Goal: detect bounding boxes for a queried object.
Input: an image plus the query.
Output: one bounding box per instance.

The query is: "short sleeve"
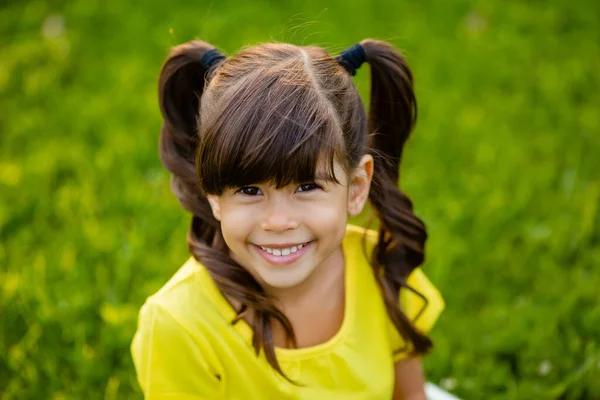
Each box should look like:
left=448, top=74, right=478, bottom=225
left=388, top=268, right=445, bottom=362
left=131, top=300, right=222, bottom=399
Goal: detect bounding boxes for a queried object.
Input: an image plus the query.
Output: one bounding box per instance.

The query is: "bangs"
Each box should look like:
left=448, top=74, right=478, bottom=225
left=197, top=68, right=346, bottom=195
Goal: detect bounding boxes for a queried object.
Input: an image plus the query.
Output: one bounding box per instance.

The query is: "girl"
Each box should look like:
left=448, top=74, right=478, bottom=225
left=131, top=38, right=445, bottom=400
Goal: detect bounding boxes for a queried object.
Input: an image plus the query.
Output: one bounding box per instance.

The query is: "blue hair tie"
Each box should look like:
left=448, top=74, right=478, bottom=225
left=335, top=43, right=365, bottom=76
left=201, top=48, right=226, bottom=70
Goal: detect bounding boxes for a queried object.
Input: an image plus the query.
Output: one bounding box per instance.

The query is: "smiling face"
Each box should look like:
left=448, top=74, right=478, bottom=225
left=207, top=156, right=373, bottom=291
left=196, top=44, right=372, bottom=291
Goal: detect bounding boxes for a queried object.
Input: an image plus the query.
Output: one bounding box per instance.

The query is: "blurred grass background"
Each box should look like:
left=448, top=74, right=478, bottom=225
left=1, top=0, right=599, bottom=398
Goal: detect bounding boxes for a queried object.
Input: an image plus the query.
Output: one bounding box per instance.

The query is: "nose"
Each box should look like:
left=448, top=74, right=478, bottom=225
left=260, top=197, right=299, bottom=232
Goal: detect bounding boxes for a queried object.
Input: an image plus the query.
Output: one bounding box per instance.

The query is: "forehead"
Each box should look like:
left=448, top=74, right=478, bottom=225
left=314, top=159, right=348, bottom=182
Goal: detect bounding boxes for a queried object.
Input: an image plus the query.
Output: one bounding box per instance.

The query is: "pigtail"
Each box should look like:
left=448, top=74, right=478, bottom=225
left=360, top=39, right=433, bottom=355
left=158, top=40, right=296, bottom=380
left=159, top=40, right=220, bottom=237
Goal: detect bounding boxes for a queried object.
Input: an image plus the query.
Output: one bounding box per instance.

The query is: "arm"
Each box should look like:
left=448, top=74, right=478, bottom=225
left=392, top=356, right=427, bottom=400
left=390, top=269, right=445, bottom=400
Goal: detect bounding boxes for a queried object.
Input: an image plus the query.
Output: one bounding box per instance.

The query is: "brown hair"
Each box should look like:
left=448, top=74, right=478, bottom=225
left=158, top=39, right=432, bottom=378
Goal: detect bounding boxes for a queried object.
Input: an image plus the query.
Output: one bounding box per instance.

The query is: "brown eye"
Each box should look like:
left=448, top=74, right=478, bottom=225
left=236, top=186, right=261, bottom=196
left=297, top=183, right=320, bottom=192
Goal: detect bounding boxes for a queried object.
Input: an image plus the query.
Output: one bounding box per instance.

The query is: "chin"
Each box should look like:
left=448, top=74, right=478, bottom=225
left=260, top=266, right=315, bottom=289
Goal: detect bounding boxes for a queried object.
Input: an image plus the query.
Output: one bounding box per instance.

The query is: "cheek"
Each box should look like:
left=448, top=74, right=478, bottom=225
left=303, top=194, right=348, bottom=226
left=219, top=205, right=255, bottom=242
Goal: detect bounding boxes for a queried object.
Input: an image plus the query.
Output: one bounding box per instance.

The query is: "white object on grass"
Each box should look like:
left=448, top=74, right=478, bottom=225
left=425, top=382, right=461, bottom=400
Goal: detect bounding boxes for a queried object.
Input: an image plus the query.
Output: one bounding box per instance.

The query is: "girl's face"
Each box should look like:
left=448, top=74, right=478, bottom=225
left=207, top=155, right=373, bottom=291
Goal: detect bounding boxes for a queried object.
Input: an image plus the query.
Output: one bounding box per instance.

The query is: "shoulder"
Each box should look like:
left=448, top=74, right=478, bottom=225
left=389, top=268, right=445, bottom=362
left=138, top=257, right=224, bottom=334
left=403, top=268, right=445, bottom=333
left=345, top=225, right=445, bottom=353
left=345, top=224, right=445, bottom=324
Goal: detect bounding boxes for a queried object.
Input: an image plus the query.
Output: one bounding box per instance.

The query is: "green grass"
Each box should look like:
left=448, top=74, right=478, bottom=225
left=1, top=0, right=599, bottom=398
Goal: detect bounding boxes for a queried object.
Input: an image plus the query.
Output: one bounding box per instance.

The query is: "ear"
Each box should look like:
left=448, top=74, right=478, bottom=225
left=206, top=195, right=222, bottom=221
left=347, top=154, right=374, bottom=217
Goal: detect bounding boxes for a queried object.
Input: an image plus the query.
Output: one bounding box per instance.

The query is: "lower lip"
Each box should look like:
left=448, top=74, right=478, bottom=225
left=253, top=241, right=313, bottom=266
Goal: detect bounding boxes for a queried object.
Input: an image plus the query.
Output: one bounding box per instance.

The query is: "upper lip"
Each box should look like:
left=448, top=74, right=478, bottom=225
left=254, top=241, right=311, bottom=249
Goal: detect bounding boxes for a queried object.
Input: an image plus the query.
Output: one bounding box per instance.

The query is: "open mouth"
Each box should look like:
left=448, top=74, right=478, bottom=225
left=256, top=241, right=312, bottom=256
left=253, top=241, right=314, bottom=265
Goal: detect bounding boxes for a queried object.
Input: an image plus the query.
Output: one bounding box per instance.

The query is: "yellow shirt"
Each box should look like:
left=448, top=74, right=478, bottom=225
left=131, top=224, right=444, bottom=399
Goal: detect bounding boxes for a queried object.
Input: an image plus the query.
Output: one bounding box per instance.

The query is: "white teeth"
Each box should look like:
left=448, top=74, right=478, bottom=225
left=259, top=242, right=309, bottom=256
